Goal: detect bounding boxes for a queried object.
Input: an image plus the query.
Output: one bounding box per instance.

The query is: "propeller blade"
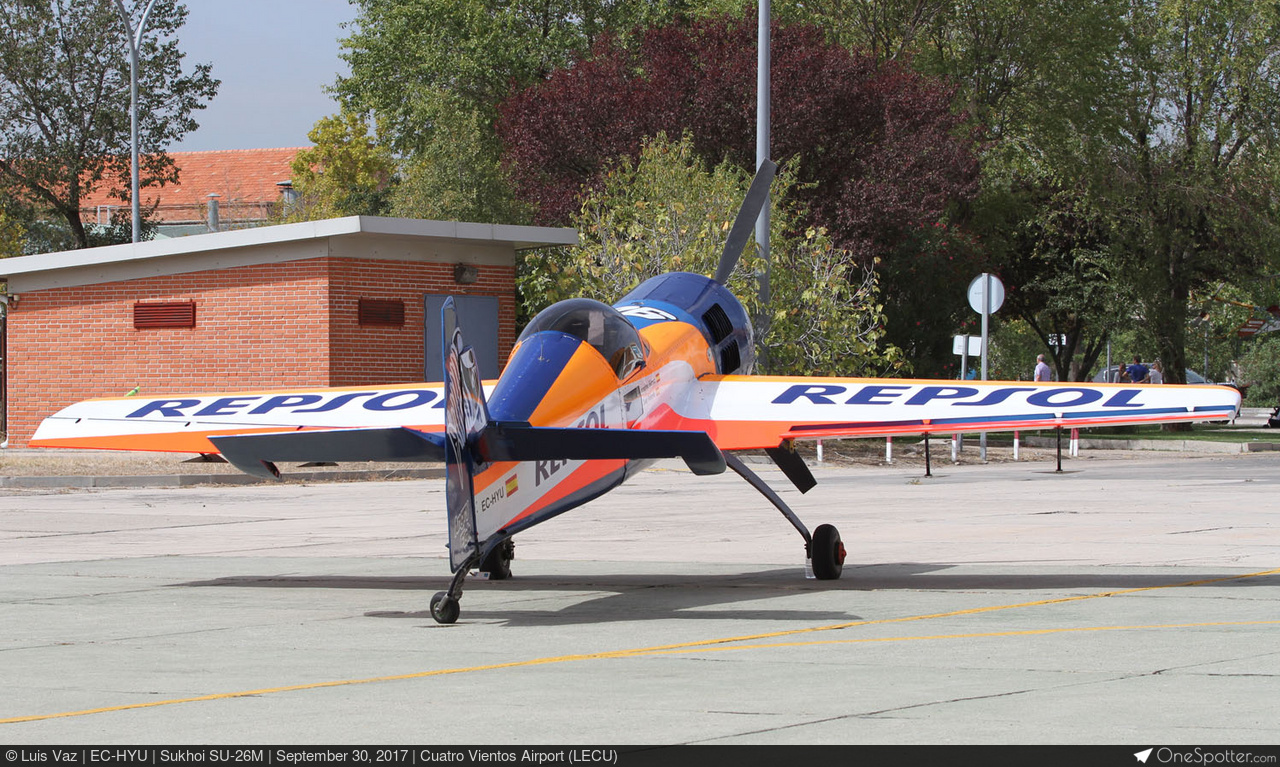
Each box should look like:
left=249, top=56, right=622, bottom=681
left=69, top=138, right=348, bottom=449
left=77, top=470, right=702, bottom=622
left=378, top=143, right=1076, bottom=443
left=714, top=159, right=777, bottom=285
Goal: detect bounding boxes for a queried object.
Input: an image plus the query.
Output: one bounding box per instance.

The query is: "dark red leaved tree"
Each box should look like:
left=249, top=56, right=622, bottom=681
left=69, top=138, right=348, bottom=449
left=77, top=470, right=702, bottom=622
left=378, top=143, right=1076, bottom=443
left=498, top=15, right=981, bottom=264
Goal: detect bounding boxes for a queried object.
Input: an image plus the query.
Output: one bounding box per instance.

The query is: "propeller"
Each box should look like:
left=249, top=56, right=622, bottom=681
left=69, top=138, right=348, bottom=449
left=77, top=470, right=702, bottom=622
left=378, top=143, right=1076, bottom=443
left=713, top=158, right=778, bottom=285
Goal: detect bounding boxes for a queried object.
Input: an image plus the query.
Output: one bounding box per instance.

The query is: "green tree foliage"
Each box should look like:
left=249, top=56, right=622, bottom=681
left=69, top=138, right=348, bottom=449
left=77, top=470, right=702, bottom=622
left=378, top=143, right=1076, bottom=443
left=287, top=110, right=394, bottom=220
left=1235, top=335, right=1280, bottom=406
left=0, top=0, right=218, bottom=249
left=337, top=1, right=687, bottom=153
left=1101, top=0, right=1280, bottom=388
left=525, top=134, right=903, bottom=376
left=0, top=203, right=24, bottom=258
left=976, top=178, right=1137, bottom=381
left=905, top=1, right=1139, bottom=378
left=335, top=1, right=694, bottom=226
left=388, top=94, right=527, bottom=224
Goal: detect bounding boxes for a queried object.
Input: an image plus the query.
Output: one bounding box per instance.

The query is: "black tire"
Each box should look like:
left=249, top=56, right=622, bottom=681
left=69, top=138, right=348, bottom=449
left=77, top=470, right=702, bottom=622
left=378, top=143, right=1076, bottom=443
left=810, top=524, right=846, bottom=580
left=430, top=591, right=460, bottom=624
left=479, top=539, right=514, bottom=580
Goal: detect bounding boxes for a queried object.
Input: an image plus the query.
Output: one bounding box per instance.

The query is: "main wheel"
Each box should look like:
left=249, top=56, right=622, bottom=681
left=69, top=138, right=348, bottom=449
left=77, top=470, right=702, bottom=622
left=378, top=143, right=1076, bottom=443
left=479, top=539, right=514, bottom=580
left=810, top=524, right=846, bottom=580
left=430, top=591, right=460, bottom=624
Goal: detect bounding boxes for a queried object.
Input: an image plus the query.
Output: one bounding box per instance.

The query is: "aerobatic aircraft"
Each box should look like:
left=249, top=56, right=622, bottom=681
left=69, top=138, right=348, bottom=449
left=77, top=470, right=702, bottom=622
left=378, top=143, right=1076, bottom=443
left=31, top=161, right=1242, bottom=623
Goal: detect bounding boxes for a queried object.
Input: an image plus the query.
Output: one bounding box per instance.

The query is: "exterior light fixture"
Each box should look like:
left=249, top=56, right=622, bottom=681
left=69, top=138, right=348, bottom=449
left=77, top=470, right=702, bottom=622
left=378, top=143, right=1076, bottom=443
left=112, top=0, right=161, bottom=244
left=454, top=264, right=479, bottom=284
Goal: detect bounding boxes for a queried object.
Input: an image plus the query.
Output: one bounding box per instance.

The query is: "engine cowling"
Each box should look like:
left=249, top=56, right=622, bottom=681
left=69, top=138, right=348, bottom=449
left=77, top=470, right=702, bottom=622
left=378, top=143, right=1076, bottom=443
left=614, top=272, right=756, bottom=375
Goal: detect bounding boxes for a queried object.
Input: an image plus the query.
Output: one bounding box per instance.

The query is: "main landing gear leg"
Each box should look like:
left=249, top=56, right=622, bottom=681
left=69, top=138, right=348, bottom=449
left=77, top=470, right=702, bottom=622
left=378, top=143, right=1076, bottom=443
left=723, top=453, right=846, bottom=580
left=479, top=537, right=515, bottom=580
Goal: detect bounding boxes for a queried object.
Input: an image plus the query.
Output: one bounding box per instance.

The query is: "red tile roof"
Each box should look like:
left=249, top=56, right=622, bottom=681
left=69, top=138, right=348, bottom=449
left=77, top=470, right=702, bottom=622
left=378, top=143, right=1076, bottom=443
left=80, top=148, right=305, bottom=224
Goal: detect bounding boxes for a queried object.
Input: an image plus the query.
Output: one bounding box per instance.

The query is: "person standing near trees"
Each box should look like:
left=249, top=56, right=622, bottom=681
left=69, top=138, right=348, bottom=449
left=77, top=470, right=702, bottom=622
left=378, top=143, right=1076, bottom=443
left=1034, top=354, right=1052, bottom=382
left=1127, top=356, right=1149, bottom=384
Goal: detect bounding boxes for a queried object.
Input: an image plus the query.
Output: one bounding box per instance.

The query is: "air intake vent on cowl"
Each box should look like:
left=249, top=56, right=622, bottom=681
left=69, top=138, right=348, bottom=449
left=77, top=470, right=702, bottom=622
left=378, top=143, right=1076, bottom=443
left=702, top=303, right=733, bottom=344
left=719, top=340, right=741, bottom=374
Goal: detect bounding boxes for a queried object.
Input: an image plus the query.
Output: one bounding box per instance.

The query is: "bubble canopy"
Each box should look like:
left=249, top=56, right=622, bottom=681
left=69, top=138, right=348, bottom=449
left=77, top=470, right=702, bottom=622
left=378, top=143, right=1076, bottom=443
left=517, top=298, right=645, bottom=379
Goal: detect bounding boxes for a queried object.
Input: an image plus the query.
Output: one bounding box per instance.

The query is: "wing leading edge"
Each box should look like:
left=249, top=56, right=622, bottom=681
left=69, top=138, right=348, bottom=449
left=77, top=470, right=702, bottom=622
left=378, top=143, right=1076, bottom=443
left=663, top=376, right=1242, bottom=451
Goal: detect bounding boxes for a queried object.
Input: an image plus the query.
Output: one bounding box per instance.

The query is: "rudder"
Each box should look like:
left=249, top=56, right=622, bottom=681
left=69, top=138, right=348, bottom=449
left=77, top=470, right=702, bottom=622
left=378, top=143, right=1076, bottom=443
left=441, top=297, right=491, bottom=573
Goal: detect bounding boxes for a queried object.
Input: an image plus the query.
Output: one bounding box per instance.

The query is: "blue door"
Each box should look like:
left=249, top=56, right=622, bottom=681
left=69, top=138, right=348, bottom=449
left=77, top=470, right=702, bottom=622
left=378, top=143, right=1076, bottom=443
left=424, top=294, right=500, bottom=381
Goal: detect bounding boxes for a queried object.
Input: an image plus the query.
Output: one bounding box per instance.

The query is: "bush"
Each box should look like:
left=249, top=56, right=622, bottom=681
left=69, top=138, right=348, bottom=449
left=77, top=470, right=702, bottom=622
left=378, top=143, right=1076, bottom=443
left=1236, top=335, right=1280, bottom=406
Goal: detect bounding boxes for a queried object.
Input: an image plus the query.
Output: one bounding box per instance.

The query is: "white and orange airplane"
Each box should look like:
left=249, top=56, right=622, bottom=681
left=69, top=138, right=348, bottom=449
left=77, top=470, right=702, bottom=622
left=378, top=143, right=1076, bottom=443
left=32, top=162, right=1242, bottom=623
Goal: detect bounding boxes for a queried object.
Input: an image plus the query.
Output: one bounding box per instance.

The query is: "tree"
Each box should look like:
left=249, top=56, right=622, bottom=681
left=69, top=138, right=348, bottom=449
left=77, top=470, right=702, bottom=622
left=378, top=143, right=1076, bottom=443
left=986, top=180, right=1135, bottom=381
left=499, top=16, right=980, bottom=261
left=287, top=110, right=395, bottom=220
left=906, top=0, right=1144, bottom=379
left=499, top=14, right=977, bottom=375
left=1102, top=0, right=1280, bottom=390
left=526, top=133, right=903, bottom=376
left=337, top=1, right=688, bottom=153
left=335, top=1, right=699, bottom=226
left=0, top=0, right=218, bottom=249
left=0, top=201, right=23, bottom=258
left=388, top=93, right=528, bottom=224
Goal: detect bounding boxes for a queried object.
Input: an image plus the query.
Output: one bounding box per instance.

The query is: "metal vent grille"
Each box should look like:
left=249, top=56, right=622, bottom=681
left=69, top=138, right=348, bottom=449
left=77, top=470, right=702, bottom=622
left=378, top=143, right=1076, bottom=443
left=358, top=298, right=405, bottom=327
left=702, top=303, right=733, bottom=344
left=719, top=340, right=741, bottom=374
left=134, top=301, right=196, bottom=329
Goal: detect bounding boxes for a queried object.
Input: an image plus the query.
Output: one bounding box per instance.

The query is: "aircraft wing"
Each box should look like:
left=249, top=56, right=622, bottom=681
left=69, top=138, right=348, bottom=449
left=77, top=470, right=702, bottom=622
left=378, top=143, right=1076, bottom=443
left=29, top=382, right=451, bottom=453
left=663, top=375, right=1242, bottom=451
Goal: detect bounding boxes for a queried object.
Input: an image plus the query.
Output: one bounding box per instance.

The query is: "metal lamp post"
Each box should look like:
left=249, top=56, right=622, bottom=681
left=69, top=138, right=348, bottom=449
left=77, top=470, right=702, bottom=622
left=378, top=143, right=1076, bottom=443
left=112, top=0, right=159, bottom=244
left=755, top=0, right=771, bottom=307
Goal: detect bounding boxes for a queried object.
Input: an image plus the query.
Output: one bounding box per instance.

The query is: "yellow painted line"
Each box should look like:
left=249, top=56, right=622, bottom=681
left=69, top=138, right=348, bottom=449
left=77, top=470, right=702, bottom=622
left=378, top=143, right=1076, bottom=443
left=3, top=566, right=1278, bottom=725
left=605, top=566, right=1280, bottom=656
left=627, top=620, right=1280, bottom=657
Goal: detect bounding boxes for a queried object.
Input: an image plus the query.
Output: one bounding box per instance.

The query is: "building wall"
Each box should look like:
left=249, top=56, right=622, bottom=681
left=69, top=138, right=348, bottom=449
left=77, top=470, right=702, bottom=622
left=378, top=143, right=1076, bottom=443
left=5, top=256, right=518, bottom=446
left=6, top=259, right=332, bottom=447
left=327, top=258, right=517, bottom=386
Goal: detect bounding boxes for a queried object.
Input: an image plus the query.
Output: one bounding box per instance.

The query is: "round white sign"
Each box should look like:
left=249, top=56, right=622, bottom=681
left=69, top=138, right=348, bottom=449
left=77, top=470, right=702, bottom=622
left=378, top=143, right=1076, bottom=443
left=967, top=274, right=1005, bottom=314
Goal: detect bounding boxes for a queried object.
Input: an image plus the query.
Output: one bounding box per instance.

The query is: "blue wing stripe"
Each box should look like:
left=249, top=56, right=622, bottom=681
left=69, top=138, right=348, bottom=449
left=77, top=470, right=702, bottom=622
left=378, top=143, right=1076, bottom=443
left=785, top=404, right=1238, bottom=433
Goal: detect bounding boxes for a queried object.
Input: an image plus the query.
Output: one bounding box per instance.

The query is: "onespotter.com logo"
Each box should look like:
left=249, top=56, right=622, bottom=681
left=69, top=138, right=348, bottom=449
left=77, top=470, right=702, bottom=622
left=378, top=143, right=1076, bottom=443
left=1135, top=748, right=1277, bottom=765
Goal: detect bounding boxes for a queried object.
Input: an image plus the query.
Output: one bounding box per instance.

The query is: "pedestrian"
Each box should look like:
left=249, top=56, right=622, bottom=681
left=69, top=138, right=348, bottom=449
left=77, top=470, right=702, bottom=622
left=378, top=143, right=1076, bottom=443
left=1034, top=353, right=1052, bottom=382
left=1149, top=360, right=1164, bottom=384
left=1127, top=355, right=1149, bottom=384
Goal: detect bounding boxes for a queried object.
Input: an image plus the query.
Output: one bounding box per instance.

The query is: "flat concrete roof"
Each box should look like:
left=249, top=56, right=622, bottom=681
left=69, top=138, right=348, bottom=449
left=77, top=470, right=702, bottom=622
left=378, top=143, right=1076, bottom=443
left=1, top=216, right=579, bottom=293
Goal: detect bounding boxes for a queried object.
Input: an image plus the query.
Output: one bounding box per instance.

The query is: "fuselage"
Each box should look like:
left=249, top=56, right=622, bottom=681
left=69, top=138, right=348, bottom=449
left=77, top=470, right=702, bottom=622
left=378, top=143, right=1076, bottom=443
left=469, top=273, right=745, bottom=539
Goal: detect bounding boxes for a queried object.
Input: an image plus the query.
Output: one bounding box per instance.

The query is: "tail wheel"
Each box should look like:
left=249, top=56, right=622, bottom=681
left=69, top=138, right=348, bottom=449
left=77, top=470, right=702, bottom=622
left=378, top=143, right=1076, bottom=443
left=810, top=524, right=846, bottom=580
left=430, top=591, right=460, bottom=624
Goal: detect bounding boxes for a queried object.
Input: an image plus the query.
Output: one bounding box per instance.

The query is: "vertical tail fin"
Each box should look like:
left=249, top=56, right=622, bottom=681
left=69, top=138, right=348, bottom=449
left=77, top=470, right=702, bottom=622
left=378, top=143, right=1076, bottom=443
left=442, top=297, right=491, bottom=573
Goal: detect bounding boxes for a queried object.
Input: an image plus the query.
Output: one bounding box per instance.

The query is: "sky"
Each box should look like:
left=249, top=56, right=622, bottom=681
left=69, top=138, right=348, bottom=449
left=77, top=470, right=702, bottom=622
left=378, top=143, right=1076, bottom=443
left=169, top=0, right=359, bottom=152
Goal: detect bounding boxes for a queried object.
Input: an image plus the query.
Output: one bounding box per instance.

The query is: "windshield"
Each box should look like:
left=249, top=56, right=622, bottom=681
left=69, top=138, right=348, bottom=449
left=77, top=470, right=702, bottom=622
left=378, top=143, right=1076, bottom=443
left=517, top=298, right=645, bottom=379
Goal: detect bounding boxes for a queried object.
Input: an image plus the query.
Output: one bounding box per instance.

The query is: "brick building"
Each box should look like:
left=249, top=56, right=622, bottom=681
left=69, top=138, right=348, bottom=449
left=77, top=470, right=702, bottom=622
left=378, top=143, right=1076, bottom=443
left=0, top=216, right=577, bottom=447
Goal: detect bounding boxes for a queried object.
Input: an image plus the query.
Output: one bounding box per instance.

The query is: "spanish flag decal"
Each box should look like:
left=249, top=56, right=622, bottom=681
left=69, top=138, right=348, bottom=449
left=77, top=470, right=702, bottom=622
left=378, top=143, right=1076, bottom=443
left=505, top=474, right=519, bottom=496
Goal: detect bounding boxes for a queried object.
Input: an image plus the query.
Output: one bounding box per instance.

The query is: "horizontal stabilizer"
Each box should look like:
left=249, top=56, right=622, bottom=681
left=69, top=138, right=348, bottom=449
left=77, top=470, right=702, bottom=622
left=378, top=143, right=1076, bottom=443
left=478, top=423, right=726, bottom=476
left=209, top=427, right=446, bottom=479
